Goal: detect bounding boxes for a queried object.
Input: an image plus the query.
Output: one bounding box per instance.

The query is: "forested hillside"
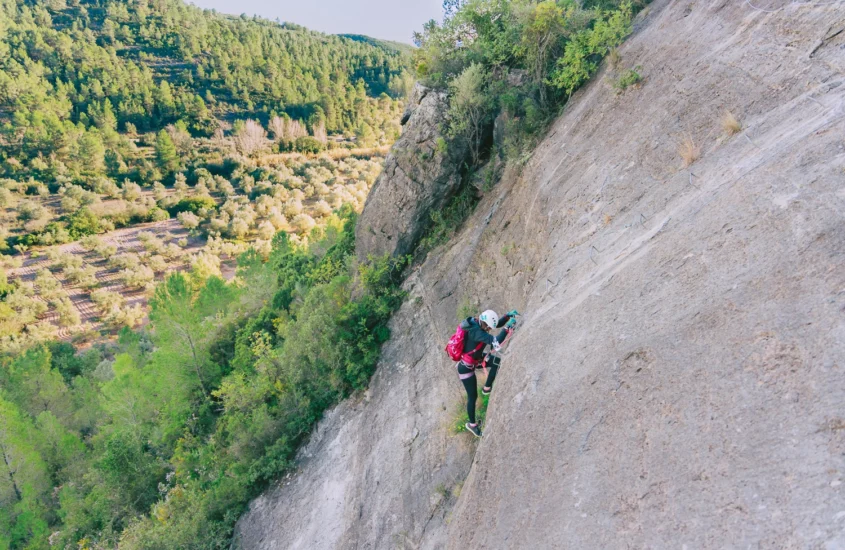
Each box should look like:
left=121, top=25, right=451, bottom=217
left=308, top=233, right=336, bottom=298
left=0, top=0, right=412, bottom=353
left=0, top=2, right=413, bottom=547
left=0, top=0, right=411, bottom=245
left=0, top=0, right=411, bottom=140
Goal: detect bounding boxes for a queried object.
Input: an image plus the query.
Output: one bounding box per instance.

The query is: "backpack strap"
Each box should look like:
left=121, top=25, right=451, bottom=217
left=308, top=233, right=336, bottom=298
left=460, top=342, right=485, bottom=366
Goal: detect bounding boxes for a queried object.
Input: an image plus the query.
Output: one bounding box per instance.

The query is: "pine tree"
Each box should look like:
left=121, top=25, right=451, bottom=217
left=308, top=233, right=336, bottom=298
left=77, top=130, right=106, bottom=173
left=155, top=129, right=179, bottom=174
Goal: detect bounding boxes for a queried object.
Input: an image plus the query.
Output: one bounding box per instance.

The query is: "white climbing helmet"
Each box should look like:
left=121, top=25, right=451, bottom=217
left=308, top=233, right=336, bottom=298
left=479, top=310, right=499, bottom=331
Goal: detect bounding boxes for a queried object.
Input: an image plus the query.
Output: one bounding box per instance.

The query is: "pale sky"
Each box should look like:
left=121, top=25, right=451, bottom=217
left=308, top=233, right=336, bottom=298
left=188, top=0, right=443, bottom=44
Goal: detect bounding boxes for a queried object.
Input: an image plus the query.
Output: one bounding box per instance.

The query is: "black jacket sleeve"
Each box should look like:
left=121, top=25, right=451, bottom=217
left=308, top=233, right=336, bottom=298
left=491, top=314, right=511, bottom=345
left=478, top=325, right=509, bottom=347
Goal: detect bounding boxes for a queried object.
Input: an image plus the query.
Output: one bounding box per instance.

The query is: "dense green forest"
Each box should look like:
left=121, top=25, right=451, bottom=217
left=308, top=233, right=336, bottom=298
left=0, top=1, right=414, bottom=547
left=0, top=0, right=643, bottom=548
left=0, top=208, right=408, bottom=549
left=0, top=0, right=410, bottom=355
left=0, top=0, right=412, bottom=185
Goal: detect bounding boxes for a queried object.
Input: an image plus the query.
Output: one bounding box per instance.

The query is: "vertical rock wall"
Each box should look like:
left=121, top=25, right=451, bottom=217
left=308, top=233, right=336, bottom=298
left=235, top=1, right=845, bottom=548
left=355, top=84, right=469, bottom=261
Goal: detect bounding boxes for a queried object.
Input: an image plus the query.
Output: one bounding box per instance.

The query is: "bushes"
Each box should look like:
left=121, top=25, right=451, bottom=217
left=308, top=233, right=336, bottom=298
left=93, top=240, right=118, bottom=259
left=121, top=265, right=155, bottom=290
left=105, top=304, right=145, bottom=328
left=91, top=289, right=124, bottom=315
left=17, top=200, right=46, bottom=222
left=190, top=251, right=222, bottom=281
left=53, top=297, right=81, bottom=327
left=65, top=265, right=98, bottom=288
left=177, top=211, right=201, bottom=229
left=418, top=183, right=479, bottom=252
left=166, top=196, right=218, bottom=216
left=65, top=208, right=103, bottom=240
left=292, top=136, right=326, bottom=154
left=549, top=3, right=634, bottom=96
left=109, top=253, right=141, bottom=270
left=79, top=235, right=103, bottom=252
left=291, top=213, right=317, bottom=235
left=415, top=0, right=637, bottom=161
left=612, top=66, right=643, bottom=92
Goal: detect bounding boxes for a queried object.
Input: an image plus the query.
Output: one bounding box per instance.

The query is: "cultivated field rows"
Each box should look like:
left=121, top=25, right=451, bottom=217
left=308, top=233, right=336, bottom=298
left=5, top=219, right=224, bottom=341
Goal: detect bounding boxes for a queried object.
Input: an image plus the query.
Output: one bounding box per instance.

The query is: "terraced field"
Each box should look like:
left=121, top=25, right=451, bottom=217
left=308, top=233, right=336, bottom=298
left=2, top=151, right=385, bottom=352
left=6, top=219, right=216, bottom=341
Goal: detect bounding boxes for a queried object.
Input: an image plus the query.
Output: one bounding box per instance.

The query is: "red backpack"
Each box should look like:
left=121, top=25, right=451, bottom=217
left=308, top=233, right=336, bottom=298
left=445, top=323, right=483, bottom=362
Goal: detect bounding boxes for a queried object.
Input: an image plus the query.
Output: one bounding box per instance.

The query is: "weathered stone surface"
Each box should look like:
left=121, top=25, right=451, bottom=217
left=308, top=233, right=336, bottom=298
left=355, top=83, right=469, bottom=261
left=506, top=68, right=528, bottom=88
left=235, top=1, right=845, bottom=548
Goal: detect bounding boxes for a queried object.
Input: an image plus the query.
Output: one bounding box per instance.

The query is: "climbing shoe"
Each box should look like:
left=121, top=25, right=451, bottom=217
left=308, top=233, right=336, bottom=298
left=465, top=423, right=482, bottom=438
left=481, top=386, right=492, bottom=396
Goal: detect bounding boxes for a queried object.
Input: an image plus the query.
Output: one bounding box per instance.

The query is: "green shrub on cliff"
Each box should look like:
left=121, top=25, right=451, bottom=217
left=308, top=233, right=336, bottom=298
left=415, top=0, right=639, bottom=159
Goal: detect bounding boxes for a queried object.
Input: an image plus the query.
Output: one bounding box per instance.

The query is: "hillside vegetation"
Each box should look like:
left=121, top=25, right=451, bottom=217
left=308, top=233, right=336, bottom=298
left=0, top=0, right=411, bottom=246
left=0, top=0, right=412, bottom=352
left=0, top=2, right=415, bottom=545
left=414, top=0, right=639, bottom=162
left=1, top=212, right=408, bottom=549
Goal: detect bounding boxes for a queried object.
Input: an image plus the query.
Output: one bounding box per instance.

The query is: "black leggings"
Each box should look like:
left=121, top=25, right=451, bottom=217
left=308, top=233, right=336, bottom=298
left=458, top=359, right=499, bottom=425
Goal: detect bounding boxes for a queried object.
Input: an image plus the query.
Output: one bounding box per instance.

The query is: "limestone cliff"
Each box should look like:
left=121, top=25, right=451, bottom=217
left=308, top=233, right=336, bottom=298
left=355, top=83, right=470, bottom=261
left=234, top=1, right=845, bottom=548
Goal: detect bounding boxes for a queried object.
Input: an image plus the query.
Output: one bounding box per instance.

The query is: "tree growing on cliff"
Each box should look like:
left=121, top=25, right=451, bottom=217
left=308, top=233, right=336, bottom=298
left=448, top=63, right=492, bottom=165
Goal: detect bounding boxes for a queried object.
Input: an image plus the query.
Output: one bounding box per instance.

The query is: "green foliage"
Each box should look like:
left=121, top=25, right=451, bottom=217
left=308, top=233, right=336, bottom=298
left=166, top=196, right=218, bottom=216
left=0, top=269, right=11, bottom=299
left=0, top=394, right=52, bottom=549
left=64, top=208, right=103, bottom=240
left=291, top=136, right=326, bottom=154
left=448, top=63, right=493, bottom=165
left=0, top=210, right=407, bottom=548
left=613, top=66, right=643, bottom=91
left=414, top=0, right=638, bottom=160
left=457, top=295, right=479, bottom=322
left=418, top=183, right=480, bottom=252
left=96, top=429, right=164, bottom=515
left=47, top=342, right=101, bottom=381
left=155, top=130, right=180, bottom=175
left=549, top=3, right=634, bottom=95
left=451, top=393, right=490, bottom=434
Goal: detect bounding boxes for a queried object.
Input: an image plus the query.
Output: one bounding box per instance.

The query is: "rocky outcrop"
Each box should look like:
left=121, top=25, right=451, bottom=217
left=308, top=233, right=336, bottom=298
left=355, top=84, right=469, bottom=260
left=235, top=1, right=845, bottom=548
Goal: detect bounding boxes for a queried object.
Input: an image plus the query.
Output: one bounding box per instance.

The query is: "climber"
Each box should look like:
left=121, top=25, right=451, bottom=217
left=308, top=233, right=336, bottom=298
left=450, top=309, right=518, bottom=438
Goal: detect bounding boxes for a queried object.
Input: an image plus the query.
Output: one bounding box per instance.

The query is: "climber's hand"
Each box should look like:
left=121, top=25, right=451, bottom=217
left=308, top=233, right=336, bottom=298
left=507, top=310, right=520, bottom=317
left=505, top=317, right=518, bottom=329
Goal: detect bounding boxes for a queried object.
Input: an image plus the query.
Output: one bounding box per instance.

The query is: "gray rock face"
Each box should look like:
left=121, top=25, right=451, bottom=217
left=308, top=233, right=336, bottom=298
left=355, top=83, right=469, bottom=260
left=235, top=1, right=845, bottom=548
